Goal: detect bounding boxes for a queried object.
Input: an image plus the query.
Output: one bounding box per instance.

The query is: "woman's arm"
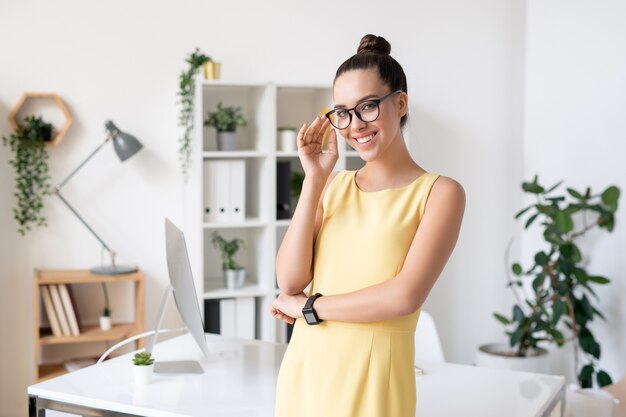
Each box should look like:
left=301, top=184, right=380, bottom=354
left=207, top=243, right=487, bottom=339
left=271, top=176, right=465, bottom=323
left=275, top=116, right=338, bottom=295
left=276, top=172, right=337, bottom=295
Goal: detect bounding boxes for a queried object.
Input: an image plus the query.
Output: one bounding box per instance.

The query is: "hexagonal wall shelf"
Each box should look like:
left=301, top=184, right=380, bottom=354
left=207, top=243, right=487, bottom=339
left=8, top=92, right=72, bottom=147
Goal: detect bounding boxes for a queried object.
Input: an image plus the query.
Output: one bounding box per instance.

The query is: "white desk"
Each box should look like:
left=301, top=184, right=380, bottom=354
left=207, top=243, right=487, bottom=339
left=28, top=333, right=565, bottom=417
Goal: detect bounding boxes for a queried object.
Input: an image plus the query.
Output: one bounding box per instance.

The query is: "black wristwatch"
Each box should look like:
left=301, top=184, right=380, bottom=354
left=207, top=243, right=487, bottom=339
left=302, top=293, right=323, bottom=325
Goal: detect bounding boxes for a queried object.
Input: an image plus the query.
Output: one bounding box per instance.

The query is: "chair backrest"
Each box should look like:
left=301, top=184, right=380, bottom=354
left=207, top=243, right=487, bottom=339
left=414, top=310, right=445, bottom=363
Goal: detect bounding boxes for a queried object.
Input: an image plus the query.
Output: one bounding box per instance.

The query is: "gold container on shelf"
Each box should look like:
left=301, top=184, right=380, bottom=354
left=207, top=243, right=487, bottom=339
left=203, top=61, right=221, bottom=80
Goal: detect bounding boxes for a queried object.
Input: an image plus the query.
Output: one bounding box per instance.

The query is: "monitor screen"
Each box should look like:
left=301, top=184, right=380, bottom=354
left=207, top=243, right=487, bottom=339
left=164, top=218, right=210, bottom=359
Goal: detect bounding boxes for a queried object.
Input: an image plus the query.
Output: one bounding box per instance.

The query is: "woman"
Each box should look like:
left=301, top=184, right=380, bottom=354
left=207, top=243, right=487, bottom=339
left=271, top=34, right=465, bottom=417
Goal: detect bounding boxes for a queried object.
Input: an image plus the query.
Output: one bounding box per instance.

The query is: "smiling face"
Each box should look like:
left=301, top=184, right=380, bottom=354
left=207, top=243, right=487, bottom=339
left=332, top=69, right=407, bottom=162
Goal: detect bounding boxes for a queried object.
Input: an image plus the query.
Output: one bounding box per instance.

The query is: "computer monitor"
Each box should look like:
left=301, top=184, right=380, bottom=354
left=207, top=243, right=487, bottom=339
left=144, top=218, right=210, bottom=373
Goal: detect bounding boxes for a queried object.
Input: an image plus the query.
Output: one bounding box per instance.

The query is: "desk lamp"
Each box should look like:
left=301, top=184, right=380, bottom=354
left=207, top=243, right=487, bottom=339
left=53, top=121, right=143, bottom=275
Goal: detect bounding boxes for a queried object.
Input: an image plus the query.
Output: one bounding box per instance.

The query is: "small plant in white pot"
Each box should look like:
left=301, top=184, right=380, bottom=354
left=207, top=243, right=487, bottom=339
left=211, top=232, right=245, bottom=289
left=99, top=306, right=112, bottom=331
left=132, top=351, right=155, bottom=385
left=204, top=102, right=247, bottom=151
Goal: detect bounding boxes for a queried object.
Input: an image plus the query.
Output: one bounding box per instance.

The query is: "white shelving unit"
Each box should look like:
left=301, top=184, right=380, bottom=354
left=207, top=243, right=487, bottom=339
left=184, top=79, right=366, bottom=343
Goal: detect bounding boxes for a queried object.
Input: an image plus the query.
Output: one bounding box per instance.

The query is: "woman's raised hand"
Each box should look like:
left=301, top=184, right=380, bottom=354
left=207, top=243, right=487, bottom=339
left=297, top=115, right=338, bottom=181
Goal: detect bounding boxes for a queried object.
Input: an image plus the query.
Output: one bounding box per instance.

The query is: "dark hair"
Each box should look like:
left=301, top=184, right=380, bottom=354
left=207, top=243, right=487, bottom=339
left=334, top=34, right=409, bottom=128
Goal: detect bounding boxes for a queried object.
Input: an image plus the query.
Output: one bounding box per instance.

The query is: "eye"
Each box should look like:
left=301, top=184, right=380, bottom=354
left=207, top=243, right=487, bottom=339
left=358, top=102, right=377, bottom=112
left=336, top=109, right=349, bottom=118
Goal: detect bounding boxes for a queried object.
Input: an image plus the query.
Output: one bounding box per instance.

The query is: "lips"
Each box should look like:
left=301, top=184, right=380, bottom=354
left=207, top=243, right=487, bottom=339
left=352, top=132, right=377, bottom=148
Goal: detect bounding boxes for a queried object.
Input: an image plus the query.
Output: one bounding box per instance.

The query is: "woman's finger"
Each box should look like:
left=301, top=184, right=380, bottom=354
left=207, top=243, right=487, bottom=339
left=296, top=123, right=307, bottom=149
left=302, top=116, right=323, bottom=146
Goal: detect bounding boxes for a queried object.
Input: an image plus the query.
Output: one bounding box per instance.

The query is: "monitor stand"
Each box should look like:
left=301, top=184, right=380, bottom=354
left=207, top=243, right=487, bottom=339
left=145, top=284, right=205, bottom=374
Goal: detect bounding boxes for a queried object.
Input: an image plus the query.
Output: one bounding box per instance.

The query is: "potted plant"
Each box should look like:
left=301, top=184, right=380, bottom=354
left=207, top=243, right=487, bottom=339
left=480, top=176, right=619, bottom=388
left=178, top=47, right=211, bottom=182
left=2, top=115, right=54, bottom=235
left=99, top=306, right=112, bottom=331
left=132, top=351, right=155, bottom=385
left=211, top=232, right=245, bottom=289
left=277, top=126, right=297, bottom=151
left=204, top=102, right=247, bottom=151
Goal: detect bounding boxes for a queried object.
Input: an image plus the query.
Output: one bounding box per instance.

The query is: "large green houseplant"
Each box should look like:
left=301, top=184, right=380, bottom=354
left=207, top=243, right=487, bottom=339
left=2, top=115, right=54, bottom=235
left=178, top=47, right=211, bottom=182
left=493, top=175, right=619, bottom=388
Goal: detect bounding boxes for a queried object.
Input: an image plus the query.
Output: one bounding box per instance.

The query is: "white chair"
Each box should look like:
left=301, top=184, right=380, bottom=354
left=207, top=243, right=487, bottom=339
left=414, top=310, right=445, bottom=363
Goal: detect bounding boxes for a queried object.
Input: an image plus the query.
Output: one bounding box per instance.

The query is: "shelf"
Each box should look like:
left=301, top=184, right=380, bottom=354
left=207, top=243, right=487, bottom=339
left=38, top=364, right=68, bottom=382
left=275, top=219, right=291, bottom=227
left=346, top=150, right=360, bottom=157
left=203, top=218, right=268, bottom=229
left=201, top=80, right=268, bottom=87
left=39, top=323, right=140, bottom=345
left=35, top=269, right=144, bottom=285
left=202, top=151, right=268, bottom=158
left=276, top=151, right=299, bottom=158
left=203, top=283, right=269, bottom=300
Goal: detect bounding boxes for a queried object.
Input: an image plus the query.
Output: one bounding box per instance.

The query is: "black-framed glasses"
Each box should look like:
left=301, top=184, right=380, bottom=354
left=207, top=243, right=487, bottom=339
left=325, top=90, right=402, bottom=130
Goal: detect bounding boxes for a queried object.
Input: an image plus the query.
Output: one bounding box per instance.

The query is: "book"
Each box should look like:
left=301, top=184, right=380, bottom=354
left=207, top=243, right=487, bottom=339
left=58, top=284, right=80, bottom=336
left=41, top=285, right=63, bottom=337
left=49, top=284, right=71, bottom=336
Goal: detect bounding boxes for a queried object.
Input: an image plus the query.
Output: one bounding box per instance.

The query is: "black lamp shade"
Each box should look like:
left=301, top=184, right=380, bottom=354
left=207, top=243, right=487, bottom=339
left=105, top=120, right=143, bottom=162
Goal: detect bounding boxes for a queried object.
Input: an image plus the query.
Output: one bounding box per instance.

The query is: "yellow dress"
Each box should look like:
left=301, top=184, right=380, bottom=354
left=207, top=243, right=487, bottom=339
left=275, top=170, right=440, bottom=417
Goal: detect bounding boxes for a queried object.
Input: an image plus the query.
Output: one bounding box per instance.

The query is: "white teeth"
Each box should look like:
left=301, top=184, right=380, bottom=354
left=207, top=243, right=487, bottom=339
left=356, top=134, right=374, bottom=144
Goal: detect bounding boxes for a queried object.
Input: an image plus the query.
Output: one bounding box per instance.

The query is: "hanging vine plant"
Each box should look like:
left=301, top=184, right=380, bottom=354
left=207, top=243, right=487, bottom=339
left=2, top=115, right=54, bottom=235
left=178, top=47, right=211, bottom=182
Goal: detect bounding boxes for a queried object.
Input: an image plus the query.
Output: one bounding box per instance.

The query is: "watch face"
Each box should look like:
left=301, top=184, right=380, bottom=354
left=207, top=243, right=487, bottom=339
left=304, top=312, right=316, bottom=323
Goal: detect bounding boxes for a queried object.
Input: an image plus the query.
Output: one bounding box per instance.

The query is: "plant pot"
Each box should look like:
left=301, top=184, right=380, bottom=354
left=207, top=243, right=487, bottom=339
left=217, top=131, right=238, bottom=151
left=99, top=316, right=112, bottom=331
left=223, top=268, right=245, bottom=289
left=278, top=129, right=297, bottom=151
left=203, top=61, right=221, bottom=80
left=133, top=364, right=154, bottom=385
left=565, top=384, right=618, bottom=417
left=476, top=343, right=550, bottom=374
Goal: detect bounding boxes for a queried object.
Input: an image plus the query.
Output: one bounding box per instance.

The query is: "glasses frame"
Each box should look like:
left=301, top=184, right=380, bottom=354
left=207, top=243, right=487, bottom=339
left=325, top=90, right=403, bottom=130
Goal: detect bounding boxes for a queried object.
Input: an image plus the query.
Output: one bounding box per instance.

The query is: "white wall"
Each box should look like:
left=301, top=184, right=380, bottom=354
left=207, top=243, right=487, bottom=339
left=524, top=0, right=626, bottom=383
left=5, top=0, right=620, bottom=415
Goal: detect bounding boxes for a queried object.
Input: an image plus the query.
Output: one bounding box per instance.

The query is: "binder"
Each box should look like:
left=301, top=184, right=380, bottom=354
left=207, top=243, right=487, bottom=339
left=219, top=298, right=237, bottom=337
left=235, top=297, right=255, bottom=339
left=49, top=284, right=71, bottom=336
left=41, top=285, right=63, bottom=337
left=214, top=160, right=231, bottom=223
left=229, top=160, right=246, bottom=222
left=203, top=160, right=217, bottom=223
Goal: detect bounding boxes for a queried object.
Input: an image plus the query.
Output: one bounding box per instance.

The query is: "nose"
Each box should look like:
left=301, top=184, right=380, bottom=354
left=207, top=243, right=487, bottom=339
left=350, top=111, right=367, bottom=131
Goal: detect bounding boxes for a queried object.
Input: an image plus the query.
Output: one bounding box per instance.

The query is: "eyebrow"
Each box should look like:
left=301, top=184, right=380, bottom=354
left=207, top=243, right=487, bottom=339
left=334, top=94, right=381, bottom=109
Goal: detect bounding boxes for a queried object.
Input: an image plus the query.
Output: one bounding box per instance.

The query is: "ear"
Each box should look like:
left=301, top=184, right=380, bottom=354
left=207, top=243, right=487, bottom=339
left=396, top=92, right=409, bottom=118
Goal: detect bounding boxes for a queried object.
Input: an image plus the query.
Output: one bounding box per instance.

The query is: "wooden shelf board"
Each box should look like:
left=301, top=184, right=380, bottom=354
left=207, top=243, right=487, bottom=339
left=38, top=364, right=68, bottom=382
left=36, top=269, right=143, bottom=285
left=40, top=323, right=139, bottom=345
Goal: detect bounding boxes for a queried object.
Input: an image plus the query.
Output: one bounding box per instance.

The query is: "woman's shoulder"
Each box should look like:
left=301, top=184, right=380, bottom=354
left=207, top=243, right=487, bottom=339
left=427, top=175, right=466, bottom=210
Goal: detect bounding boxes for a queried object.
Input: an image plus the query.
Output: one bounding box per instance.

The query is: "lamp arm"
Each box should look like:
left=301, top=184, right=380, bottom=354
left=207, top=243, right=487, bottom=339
left=54, top=191, right=113, bottom=254
left=57, top=135, right=112, bottom=189
left=53, top=133, right=115, bottom=255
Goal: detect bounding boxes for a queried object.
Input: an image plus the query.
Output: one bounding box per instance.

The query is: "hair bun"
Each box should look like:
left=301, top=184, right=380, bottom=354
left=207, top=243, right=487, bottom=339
left=357, top=34, right=391, bottom=55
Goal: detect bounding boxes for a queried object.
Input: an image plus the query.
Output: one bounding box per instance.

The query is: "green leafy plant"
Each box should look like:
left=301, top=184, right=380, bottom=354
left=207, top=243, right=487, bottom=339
left=2, top=115, right=54, bottom=235
left=494, top=175, right=619, bottom=388
left=132, top=351, right=154, bottom=366
left=204, top=102, right=247, bottom=132
left=211, top=232, right=244, bottom=270
left=102, top=306, right=111, bottom=317
left=178, top=47, right=211, bottom=182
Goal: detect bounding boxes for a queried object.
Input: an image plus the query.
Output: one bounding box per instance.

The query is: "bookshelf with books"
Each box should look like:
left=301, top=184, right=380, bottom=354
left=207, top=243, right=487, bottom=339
left=184, top=80, right=373, bottom=343
left=33, top=269, right=144, bottom=382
